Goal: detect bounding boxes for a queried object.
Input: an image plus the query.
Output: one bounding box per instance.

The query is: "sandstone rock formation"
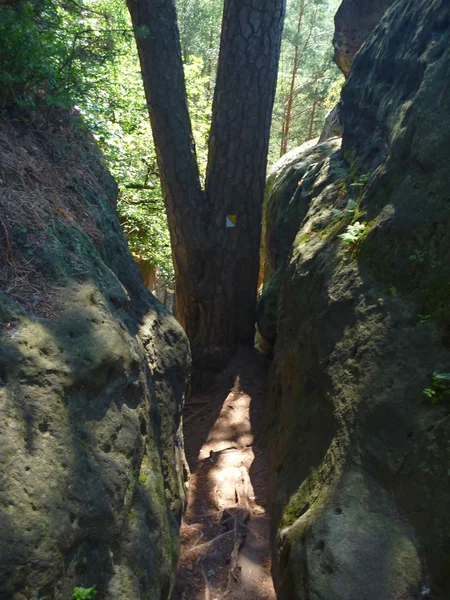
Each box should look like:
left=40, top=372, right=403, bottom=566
left=320, top=0, right=395, bottom=144
left=0, top=112, right=190, bottom=599
left=318, top=105, right=342, bottom=144
left=258, top=138, right=342, bottom=345
left=333, top=0, right=395, bottom=77
left=262, top=0, right=450, bottom=597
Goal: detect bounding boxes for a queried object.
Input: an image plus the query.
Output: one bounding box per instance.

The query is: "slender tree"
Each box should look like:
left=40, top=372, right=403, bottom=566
left=127, top=0, right=285, bottom=368
left=307, top=96, right=320, bottom=139
left=280, top=0, right=305, bottom=157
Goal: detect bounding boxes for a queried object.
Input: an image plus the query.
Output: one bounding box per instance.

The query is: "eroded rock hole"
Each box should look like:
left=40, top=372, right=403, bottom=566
left=139, top=415, right=148, bottom=436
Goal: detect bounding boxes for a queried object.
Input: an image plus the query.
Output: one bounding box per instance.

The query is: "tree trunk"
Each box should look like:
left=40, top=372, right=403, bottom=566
left=127, top=0, right=285, bottom=369
left=203, top=0, right=285, bottom=361
left=126, top=0, right=207, bottom=349
left=279, top=98, right=289, bottom=157
left=280, top=0, right=305, bottom=157
left=308, top=97, right=319, bottom=140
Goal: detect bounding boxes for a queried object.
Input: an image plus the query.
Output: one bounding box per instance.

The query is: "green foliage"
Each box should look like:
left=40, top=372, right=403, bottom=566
left=270, top=0, right=342, bottom=162
left=81, top=51, right=213, bottom=288
left=184, top=56, right=213, bottom=176
left=73, top=20, right=174, bottom=286
left=0, top=0, right=176, bottom=289
left=423, top=372, right=450, bottom=404
left=386, top=285, right=398, bottom=297
left=338, top=221, right=366, bottom=245
left=409, top=249, right=425, bottom=264
left=417, top=314, right=431, bottom=323
left=72, top=586, right=97, bottom=600
left=328, top=159, right=372, bottom=248
left=318, top=163, right=371, bottom=247
left=0, top=0, right=130, bottom=109
left=323, top=75, right=345, bottom=111
left=331, top=199, right=357, bottom=221
left=134, top=565, right=145, bottom=578
left=177, top=0, right=222, bottom=82
left=0, top=0, right=220, bottom=294
left=342, top=155, right=372, bottom=199
left=1, top=0, right=346, bottom=294
left=139, top=473, right=148, bottom=484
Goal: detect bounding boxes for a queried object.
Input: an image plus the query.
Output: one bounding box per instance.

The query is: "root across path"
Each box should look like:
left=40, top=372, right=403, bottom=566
left=172, top=348, right=276, bottom=600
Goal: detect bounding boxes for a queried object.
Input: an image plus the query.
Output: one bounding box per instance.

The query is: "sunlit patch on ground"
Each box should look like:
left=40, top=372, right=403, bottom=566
left=173, top=348, right=275, bottom=600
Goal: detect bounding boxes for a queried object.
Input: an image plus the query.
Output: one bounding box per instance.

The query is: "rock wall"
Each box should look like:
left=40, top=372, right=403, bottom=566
left=333, top=0, right=396, bottom=77
left=320, top=0, right=396, bottom=144
left=261, top=0, right=450, bottom=598
left=258, top=138, right=342, bottom=346
left=0, top=111, right=190, bottom=599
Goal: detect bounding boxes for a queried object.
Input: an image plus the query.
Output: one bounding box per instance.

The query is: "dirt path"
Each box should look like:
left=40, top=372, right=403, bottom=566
left=172, top=348, right=276, bottom=600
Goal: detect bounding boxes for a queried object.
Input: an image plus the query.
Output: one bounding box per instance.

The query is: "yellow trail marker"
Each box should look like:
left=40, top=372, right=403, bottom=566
left=226, top=214, right=237, bottom=228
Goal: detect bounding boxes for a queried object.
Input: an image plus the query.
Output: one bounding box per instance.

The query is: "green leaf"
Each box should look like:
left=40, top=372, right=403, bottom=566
left=72, top=586, right=97, bottom=600
left=434, top=373, right=450, bottom=381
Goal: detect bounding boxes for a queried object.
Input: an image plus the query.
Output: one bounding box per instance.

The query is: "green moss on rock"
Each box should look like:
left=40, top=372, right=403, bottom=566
left=265, top=1, right=450, bottom=597
left=0, top=112, right=190, bottom=600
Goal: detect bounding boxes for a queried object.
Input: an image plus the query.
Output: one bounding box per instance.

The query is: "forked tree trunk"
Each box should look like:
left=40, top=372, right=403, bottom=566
left=127, top=0, right=285, bottom=369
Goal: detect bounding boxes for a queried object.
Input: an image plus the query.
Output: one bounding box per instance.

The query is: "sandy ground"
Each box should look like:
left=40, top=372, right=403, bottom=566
left=172, top=348, right=276, bottom=600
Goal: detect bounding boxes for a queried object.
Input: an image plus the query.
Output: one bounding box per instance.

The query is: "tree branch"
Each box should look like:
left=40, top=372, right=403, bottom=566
left=124, top=184, right=158, bottom=191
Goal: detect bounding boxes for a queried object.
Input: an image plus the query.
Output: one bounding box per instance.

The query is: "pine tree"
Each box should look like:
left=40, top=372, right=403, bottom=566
left=127, top=0, right=285, bottom=369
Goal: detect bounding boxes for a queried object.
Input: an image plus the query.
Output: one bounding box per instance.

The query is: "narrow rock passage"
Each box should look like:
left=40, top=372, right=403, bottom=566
left=172, top=348, right=276, bottom=600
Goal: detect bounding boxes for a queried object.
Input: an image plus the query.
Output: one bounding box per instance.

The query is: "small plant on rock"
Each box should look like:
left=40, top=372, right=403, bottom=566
left=331, top=198, right=357, bottom=221
left=423, top=372, right=450, bottom=404
left=338, top=221, right=366, bottom=245
left=417, top=314, right=431, bottom=323
left=409, top=249, right=425, bottom=264
left=386, top=284, right=398, bottom=297
left=72, top=586, right=97, bottom=600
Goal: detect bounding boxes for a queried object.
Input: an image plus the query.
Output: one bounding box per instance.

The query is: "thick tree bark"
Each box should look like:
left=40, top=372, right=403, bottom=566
left=127, top=0, right=285, bottom=369
left=203, top=0, right=285, bottom=360
left=126, top=0, right=208, bottom=351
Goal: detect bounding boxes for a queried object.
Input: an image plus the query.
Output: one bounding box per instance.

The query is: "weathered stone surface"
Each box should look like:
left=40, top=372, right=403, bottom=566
left=258, top=138, right=342, bottom=346
left=318, top=104, right=342, bottom=144
left=320, top=0, right=393, bottom=142
left=266, top=0, right=450, bottom=597
left=264, top=138, right=319, bottom=279
left=277, top=469, right=424, bottom=599
left=0, top=114, right=189, bottom=599
left=333, top=0, right=395, bottom=77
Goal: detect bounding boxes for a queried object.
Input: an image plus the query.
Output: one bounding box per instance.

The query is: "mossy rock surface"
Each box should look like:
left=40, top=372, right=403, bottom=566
left=258, top=138, right=343, bottom=349
left=0, top=112, right=190, bottom=599
left=265, top=1, right=450, bottom=597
